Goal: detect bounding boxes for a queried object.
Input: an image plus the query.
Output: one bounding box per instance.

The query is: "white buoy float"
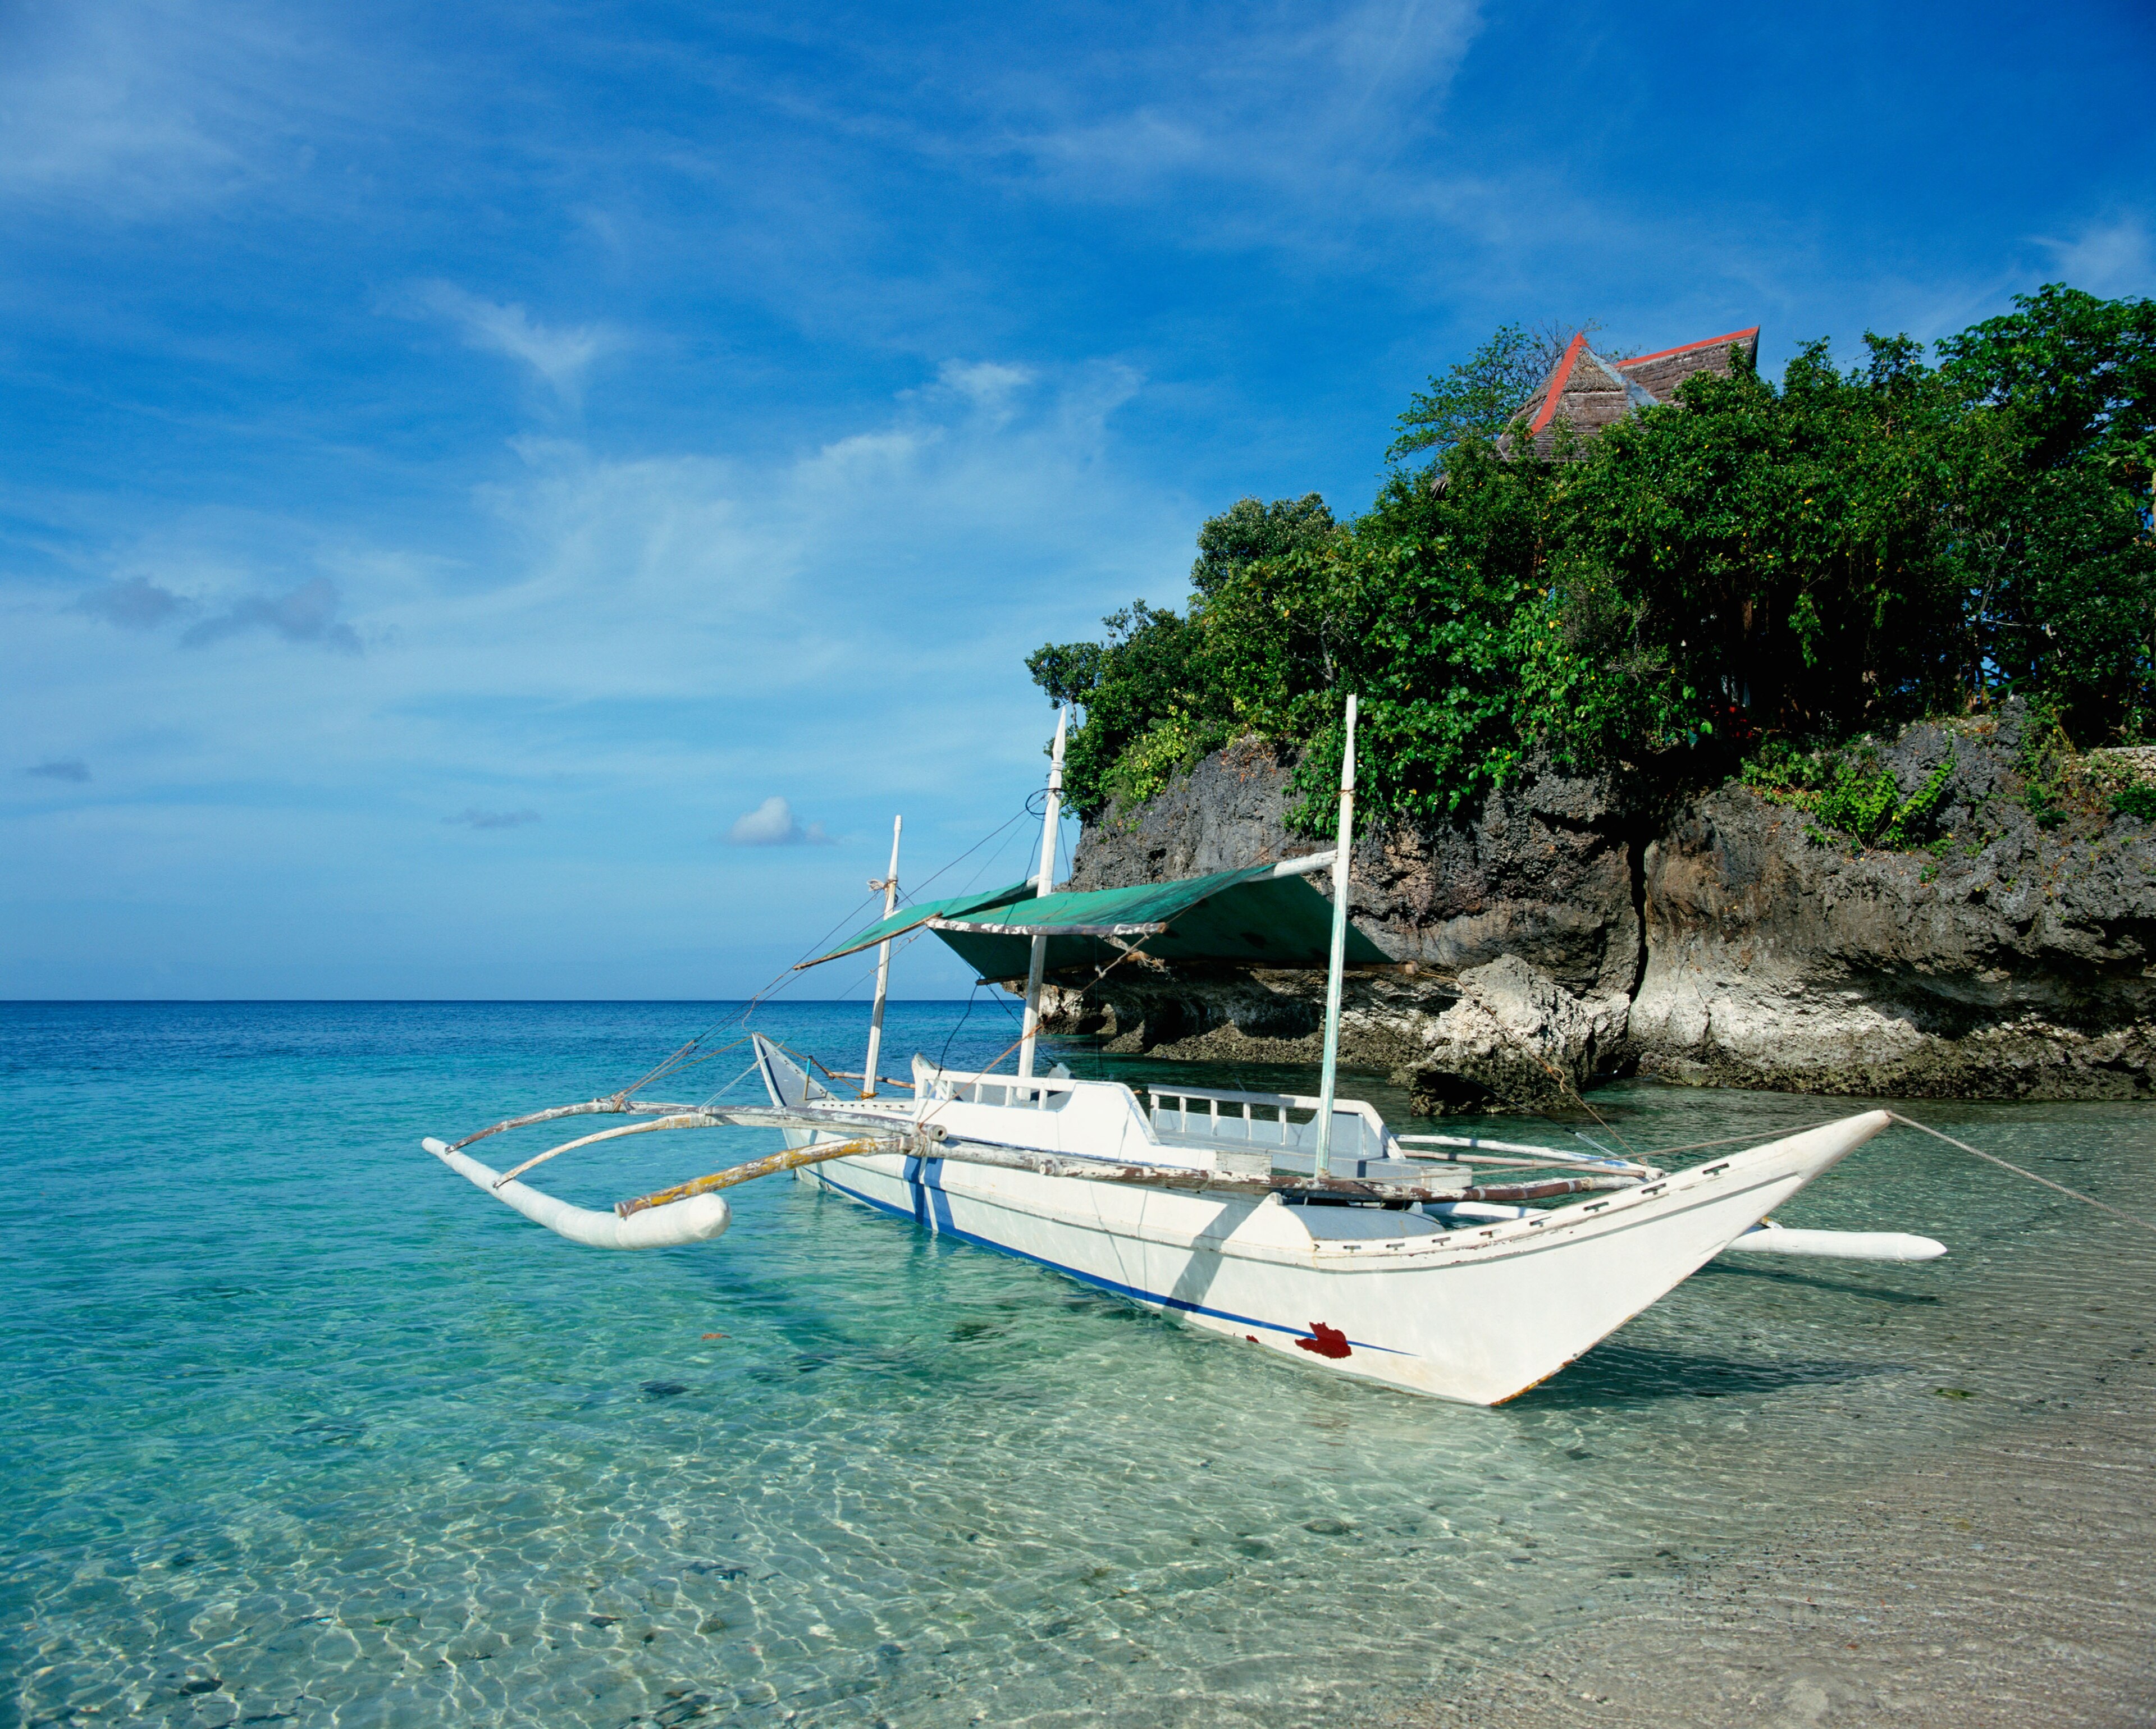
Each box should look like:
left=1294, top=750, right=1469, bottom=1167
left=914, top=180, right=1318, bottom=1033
left=422, top=1137, right=732, bottom=1250
left=1723, top=1221, right=1945, bottom=1261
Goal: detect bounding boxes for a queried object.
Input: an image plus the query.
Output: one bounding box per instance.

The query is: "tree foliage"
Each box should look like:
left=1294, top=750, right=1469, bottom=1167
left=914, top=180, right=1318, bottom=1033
left=1031, top=287, right=2156, bottom=829
left=1383, top=324, right=1546, bottom=463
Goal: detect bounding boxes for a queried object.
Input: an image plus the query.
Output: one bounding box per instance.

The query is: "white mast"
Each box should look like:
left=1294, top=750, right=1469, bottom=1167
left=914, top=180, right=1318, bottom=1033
left=1017, top=707, right=1068, bottom=1080
left=1313, top=694, right=1358, bottom=1181
left=860, top=814, right=902, bottom=1098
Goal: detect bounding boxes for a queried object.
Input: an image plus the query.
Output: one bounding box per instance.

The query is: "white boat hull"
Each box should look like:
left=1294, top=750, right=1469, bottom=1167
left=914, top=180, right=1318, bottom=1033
left=794, top=1111, right=1892, bottom=1405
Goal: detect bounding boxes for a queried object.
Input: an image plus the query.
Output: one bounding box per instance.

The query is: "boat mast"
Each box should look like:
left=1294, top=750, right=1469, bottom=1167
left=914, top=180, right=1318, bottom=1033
left=860, top=814, right=902, bottom=1098
left=1313, top=694, right=1358, bottom=1180
left=1017, top=707, right=1068, bottom=1080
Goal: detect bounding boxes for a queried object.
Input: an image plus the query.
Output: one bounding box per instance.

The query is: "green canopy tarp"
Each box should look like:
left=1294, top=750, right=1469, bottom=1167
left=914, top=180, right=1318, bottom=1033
left=794, top=880, right=1037, bottom=969
left=801, top=863, right=1388, bottom=980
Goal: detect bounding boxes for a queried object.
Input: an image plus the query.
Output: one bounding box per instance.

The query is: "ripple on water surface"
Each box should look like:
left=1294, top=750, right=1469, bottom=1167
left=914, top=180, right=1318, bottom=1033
left=4, top=1002, right=2152, bottom=1726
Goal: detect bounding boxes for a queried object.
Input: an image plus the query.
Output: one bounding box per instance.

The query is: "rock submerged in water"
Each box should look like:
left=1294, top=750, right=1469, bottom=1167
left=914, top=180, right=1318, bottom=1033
left=1044, top=708, right=2156, bottom=1103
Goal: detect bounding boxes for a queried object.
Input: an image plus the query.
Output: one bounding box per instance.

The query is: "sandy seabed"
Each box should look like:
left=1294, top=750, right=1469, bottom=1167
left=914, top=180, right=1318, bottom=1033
left=1392, top=1348, right=2156, bottom=1728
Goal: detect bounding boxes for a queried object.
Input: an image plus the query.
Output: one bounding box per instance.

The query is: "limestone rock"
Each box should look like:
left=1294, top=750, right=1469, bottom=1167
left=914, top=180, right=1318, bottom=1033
left=1405, top=955, right=1624, bottom=1114
left=1044, top=703, right=2156, bottom=1103
left=1628, top=715, right=2156, bottom=1099
left=1068, top=737, right=1644, bottom=999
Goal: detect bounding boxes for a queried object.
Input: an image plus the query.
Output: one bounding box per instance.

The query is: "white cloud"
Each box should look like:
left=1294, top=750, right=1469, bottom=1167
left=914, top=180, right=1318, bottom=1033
left=0, top=1, right=358, bottom=214
left=935, top=360, right=1036, bottom=413
left=727, top=795, right=833, bottom=847
left=411, top=282, right=626, bottom=408
left=446, top=807, right=540, bottom=829
left=2040, top=217, right=2155, bottom=299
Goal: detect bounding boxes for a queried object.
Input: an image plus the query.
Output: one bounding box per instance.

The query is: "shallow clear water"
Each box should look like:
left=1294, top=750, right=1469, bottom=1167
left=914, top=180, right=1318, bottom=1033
left=5, top=1001, right=2153, bottom=1727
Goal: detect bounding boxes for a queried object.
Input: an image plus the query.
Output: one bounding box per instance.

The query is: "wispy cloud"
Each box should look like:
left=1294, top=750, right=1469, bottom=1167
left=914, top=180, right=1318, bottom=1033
left=726, top=796, right=833, bottom=847
left=408, top=282, right=626, bottom=408
left=446, top=807, right=540, bottom=829
left=933, top=360, right=1036, bottom=413
left=986, top=0, right=1483, bottom=214
left=72, top=568, right=364, bottom=655
left=181, top=578, right=360, bottom=653
left=26, top=759, right=92, bottom=783
left=0, top=1, right=349, bottom=214
left=2040, top=217, right=2155, bottom=299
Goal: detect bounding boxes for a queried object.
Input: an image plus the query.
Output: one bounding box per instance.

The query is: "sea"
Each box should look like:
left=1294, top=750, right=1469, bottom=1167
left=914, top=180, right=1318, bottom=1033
left=6, top=1000, right=2153, bottom=1728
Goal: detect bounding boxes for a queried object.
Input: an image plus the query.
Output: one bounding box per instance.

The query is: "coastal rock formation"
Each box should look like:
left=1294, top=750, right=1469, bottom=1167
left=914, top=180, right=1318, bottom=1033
left=1406, top=954, right=1623, bottom=1113
left=1044, top=710, right=2156, bottom=1103
left=1045, top=953, right=1621, bottom=1114
left=1063, top=738, right=1644, bottom=1000
left=1633, top=719, right=2156, bottom=1098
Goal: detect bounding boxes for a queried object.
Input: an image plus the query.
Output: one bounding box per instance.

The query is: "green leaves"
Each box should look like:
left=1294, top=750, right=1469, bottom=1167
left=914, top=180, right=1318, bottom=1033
left=1030, top=292, right=2156, bottom=831
left=1936, top=286, right=2156, bottom=739
left=1742, top=742, right=1957, bottom=851
left=1189, top=493, right=1338, bottom=603
left=1385, top=324, right=1545, bottom=465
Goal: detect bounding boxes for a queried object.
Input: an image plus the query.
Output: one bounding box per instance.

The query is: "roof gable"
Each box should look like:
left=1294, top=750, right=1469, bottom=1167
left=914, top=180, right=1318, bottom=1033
left=1506, top=324, right=1760, bottom=457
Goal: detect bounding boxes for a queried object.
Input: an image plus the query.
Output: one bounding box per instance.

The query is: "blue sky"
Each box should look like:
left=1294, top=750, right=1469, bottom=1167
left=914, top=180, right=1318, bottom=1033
left=6, top=0, right=2153, bottom=999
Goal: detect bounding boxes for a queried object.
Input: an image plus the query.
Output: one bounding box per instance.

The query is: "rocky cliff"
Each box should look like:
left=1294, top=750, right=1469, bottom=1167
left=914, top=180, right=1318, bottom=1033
left=1042, top=711, right=2156, bottom=1106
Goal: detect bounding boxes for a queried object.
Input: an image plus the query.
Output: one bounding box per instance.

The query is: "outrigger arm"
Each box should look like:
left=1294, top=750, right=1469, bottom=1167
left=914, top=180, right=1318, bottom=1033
left=421, top=1094, right=1632, bottom=1252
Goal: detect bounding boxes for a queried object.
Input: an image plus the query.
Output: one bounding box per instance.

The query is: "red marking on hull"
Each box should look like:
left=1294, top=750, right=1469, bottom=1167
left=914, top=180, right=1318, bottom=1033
left=1295, top=1321, right=1352, bottom=1360
left=1245, top=1334, right=1260, bottom=1344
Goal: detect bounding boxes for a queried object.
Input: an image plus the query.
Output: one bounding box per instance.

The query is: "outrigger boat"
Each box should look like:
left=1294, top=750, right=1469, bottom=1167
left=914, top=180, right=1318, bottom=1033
left=422, top=698, right=1944, bottom=1405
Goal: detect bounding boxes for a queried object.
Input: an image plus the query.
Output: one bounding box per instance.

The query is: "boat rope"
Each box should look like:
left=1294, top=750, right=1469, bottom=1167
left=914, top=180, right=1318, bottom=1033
left=935, top=983, right=986, bottom=1070
left=695, top=1053, right=766, bottom=1111
left=1640, top=1126, right=1841, bottom=1159
left=577, top=804, right=1041, bottom=1107
left=1887, top=1111, right=2156, bottom=1235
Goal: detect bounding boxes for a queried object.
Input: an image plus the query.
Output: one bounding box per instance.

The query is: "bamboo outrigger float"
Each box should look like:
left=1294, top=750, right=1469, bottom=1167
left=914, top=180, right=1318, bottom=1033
left=422, top=699, right=1968, bottom=1405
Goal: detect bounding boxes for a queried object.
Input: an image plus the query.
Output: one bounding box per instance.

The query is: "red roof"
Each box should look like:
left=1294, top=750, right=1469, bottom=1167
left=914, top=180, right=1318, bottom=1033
left=1528, top=333, right=1588, bottom=436
left=1618, top=327, right=1760, bottom=368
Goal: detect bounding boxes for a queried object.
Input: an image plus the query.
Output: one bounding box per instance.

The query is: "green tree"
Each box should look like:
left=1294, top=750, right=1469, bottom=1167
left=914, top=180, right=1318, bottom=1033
left=1385, top=324, right=1546, bottom=464
left=1026, top=602, right=1221, bottom=820
left=1189, top=494, right=1337, bottom=602
left=1029, top=291, right=2156, bottom=832
left=1569, top=334, right=1971, bottom=739
left=1936, top=284, right=2156, bottom=737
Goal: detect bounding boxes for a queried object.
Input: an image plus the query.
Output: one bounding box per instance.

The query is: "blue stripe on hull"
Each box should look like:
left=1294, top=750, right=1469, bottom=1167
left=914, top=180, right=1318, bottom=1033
left=811, top=1161, right=1405, bottom=1356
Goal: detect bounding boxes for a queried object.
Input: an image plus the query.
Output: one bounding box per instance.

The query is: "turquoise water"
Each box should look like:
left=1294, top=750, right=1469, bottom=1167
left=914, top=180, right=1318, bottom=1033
left=6, top=1001, right=2154, bottom=1728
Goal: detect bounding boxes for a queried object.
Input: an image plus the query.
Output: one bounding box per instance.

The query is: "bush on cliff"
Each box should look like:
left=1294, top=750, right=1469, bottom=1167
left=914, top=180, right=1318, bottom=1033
left=1029, top=286, right=2156, bottom=832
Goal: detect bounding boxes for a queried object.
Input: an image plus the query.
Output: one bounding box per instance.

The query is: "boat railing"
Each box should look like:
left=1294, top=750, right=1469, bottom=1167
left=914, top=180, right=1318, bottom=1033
left=1145, top=1085, right=1390, bottom=1162
left=925, top=1070, right=1083, bottom=1112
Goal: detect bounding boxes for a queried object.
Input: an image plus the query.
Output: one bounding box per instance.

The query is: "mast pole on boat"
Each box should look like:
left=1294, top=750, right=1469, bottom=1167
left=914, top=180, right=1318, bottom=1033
left=860, top=814, right=902, bottom=1098
left=1017, top=707, right=1068, bottom=1081
left=1313, top=694, right=1358, bottom=1180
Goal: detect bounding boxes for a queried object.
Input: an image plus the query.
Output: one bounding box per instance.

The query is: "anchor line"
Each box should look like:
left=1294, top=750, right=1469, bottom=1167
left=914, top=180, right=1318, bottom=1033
left=1888, top=1111, right=2156, bottom=1236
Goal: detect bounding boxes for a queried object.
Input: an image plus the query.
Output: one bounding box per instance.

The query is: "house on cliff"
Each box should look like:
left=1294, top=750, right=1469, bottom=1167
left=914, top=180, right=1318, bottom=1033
left=1503, top=326, right=1760, bottom=457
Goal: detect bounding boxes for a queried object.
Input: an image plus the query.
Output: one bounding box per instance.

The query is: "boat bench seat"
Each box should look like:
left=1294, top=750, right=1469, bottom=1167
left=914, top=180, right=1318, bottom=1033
left=1298, top=1206, right=1447, bottom=1241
